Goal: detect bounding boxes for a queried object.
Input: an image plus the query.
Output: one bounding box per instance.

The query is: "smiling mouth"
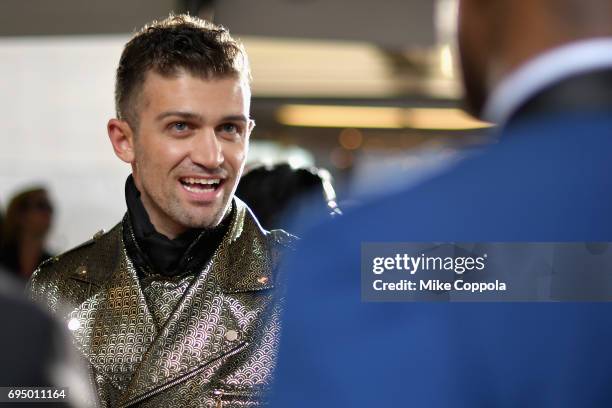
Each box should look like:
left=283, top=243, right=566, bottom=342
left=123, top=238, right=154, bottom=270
left=179, top=177, right=223, bottom=193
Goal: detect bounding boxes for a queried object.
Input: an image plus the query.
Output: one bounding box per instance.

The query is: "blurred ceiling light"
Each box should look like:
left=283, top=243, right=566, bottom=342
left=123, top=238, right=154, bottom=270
left=404, top=108, right=491, bottom=130
left=243, top=37, right=395, bottom=98
left=435, top=0, right=458, bottom=42
left=277, top=105, right=492, bottom=130
left=278, top=105, right=404, bottom=129
left=243, top=36, right=461, bottom=99
left=439, top=44, right=455, bottom=79
left=339, top=128, right=364, bottom=150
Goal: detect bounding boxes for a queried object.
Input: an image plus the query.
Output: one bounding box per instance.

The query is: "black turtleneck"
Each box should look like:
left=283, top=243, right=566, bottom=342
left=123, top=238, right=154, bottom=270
left=123, top=175, right=231, bottom=278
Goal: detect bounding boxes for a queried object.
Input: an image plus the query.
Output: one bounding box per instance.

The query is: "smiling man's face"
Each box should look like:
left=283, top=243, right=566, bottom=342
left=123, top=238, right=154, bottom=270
left=128, top=70, right=253, bottom=238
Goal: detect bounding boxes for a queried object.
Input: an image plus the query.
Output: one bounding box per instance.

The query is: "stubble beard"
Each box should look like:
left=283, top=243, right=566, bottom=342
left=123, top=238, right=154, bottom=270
left=136, top=167, right=231, bottom=235
left=165, top=191, right=233, bottom=230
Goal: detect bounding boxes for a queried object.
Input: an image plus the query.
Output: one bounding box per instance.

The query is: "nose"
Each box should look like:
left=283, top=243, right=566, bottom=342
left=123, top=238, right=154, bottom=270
left=190, top=127, right=224, bottom=169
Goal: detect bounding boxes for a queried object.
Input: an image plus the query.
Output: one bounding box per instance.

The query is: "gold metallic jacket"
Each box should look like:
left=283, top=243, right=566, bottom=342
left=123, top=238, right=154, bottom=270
left=27, top=199, right=295, bottom=407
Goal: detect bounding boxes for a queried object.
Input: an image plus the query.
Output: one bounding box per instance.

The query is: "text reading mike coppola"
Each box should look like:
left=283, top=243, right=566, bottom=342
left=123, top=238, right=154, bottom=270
left=371, top=252, right=502, bottom=293
left=361, top=243, right=612, bottom=301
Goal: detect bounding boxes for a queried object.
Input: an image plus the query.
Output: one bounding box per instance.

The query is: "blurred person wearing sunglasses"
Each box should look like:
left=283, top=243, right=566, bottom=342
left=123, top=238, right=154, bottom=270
left=0, top=187, right=53, bottom=281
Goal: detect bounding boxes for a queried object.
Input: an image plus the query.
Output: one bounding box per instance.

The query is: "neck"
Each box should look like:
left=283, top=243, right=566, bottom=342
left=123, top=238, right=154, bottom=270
left=483, top=38, right=612, bottom=125
left=128, top=174, right=187, bottom=239
left=491, top=3, right=612, bottom=91
left=138, top=193, right=187, bottom=240
left=123, top=177, right=235, bottom=278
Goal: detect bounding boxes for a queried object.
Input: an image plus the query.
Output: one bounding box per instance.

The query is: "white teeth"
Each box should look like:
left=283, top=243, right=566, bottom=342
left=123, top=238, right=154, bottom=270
left=183, top=178, right=220, bottom=185
left=180, top=177, right=221, bottom=193
left=183, top=184, right=214, bottom=193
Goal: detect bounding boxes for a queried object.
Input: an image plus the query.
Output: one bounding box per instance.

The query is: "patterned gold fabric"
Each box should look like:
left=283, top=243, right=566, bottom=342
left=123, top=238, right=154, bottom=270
left=27, top=198, right=295, bottom=407
left=141, top=275, right=196, bottom=330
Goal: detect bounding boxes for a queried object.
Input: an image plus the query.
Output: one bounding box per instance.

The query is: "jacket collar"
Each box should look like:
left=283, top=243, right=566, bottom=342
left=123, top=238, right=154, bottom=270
left=483, top=38, right=612, bottom=126
left=123, top=175, right=231, bottom=278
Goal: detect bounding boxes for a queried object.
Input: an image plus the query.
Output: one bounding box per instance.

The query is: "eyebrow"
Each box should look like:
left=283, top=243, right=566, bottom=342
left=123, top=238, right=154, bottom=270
left=155, top=111, right=250, bottom=123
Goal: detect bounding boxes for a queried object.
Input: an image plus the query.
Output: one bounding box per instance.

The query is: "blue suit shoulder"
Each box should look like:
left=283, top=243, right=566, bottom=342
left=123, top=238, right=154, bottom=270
left=271, top=114, right=612, bottom=408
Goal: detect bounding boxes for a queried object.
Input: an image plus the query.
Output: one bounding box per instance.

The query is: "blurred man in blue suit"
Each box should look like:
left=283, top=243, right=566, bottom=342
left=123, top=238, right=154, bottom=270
left=270, top=0, right=612, bottom=406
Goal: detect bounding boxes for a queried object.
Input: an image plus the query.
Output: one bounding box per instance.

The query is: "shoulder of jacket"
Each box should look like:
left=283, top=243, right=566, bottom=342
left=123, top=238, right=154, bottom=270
left=31, top=224, right=121, bottom=285
left=40, top=227, right=116, bottom=269
left=37, top=238, right=95, bottom=271
left=238, top=199, right=299, bottom=251
left=267, top=229, right=299, bottom=251
left=263, top=229, right=299, bottom=288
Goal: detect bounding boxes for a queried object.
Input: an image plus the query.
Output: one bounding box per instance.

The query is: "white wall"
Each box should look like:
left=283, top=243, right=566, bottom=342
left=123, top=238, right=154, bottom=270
left=0, top=35, right=316, bottom=252
left=0, top=35, right=131, bottom=252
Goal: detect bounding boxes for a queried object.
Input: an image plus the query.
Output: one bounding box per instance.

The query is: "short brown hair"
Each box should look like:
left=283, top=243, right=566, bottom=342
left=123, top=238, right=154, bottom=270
left=115, top=14, right=250, bottom=128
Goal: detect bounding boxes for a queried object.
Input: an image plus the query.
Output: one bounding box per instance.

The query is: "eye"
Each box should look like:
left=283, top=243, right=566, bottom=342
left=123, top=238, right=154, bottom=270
left=217, top=123, right=244, bottom=140
left=171, top=122, right=189, bottom=132
left=219, top=123, right=239, bottom=134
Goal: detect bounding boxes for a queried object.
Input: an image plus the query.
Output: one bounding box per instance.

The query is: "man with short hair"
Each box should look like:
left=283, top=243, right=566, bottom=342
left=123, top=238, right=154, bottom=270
left=270, top=0, right=612, bottom=406
left=28, top=14, right=294, bottom=407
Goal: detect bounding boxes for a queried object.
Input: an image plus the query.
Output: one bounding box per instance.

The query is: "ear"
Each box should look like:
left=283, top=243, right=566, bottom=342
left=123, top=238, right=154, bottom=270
left=246, top=119, right=256, bottom=136
left=107, top=118, right=135, bottom=163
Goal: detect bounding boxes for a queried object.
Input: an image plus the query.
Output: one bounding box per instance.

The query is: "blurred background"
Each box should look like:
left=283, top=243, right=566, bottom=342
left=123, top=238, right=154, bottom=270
left=0, top=0, right=492, bottom=253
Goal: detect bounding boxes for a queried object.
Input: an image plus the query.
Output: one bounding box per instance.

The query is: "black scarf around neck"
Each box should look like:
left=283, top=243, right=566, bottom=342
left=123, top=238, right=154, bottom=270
left=123, top=175, right=231, bottom=278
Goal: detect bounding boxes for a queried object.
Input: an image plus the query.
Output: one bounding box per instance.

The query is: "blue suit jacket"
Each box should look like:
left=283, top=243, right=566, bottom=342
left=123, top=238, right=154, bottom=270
left=270, top=112, right=612, bottom=407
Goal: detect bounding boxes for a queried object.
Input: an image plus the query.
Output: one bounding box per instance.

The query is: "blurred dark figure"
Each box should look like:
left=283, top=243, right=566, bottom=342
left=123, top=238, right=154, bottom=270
left=237, top=163, right=341, bottom=231
left=0, top=269, right=93, bottom=406
left=0, top=187, right=53, bottom=280
left=0, top=206, right=4, bottom=249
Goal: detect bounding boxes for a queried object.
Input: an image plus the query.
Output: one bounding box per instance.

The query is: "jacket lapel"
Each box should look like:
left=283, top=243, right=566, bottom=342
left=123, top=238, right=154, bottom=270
left=65, top=227, right=158, bottom=392
left=119, top=199, right=277, bottom=406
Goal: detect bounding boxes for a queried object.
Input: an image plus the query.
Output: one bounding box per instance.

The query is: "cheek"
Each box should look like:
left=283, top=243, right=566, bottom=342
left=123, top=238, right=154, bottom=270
left=136, top=136, right=188, bottom=173
left=224, top=141, right=247, bottom=172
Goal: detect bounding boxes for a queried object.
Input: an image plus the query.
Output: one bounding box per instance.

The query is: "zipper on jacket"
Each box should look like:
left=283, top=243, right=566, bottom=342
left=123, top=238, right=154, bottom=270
left=213, top=389, right=223, bottom=408
left=212, top=388, right=259, bottom=408
left=119, top=342, right=249, bottom=407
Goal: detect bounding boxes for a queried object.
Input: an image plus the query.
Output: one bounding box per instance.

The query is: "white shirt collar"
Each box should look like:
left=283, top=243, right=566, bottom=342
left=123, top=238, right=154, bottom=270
left=483, top=38, right=612, bottom=126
